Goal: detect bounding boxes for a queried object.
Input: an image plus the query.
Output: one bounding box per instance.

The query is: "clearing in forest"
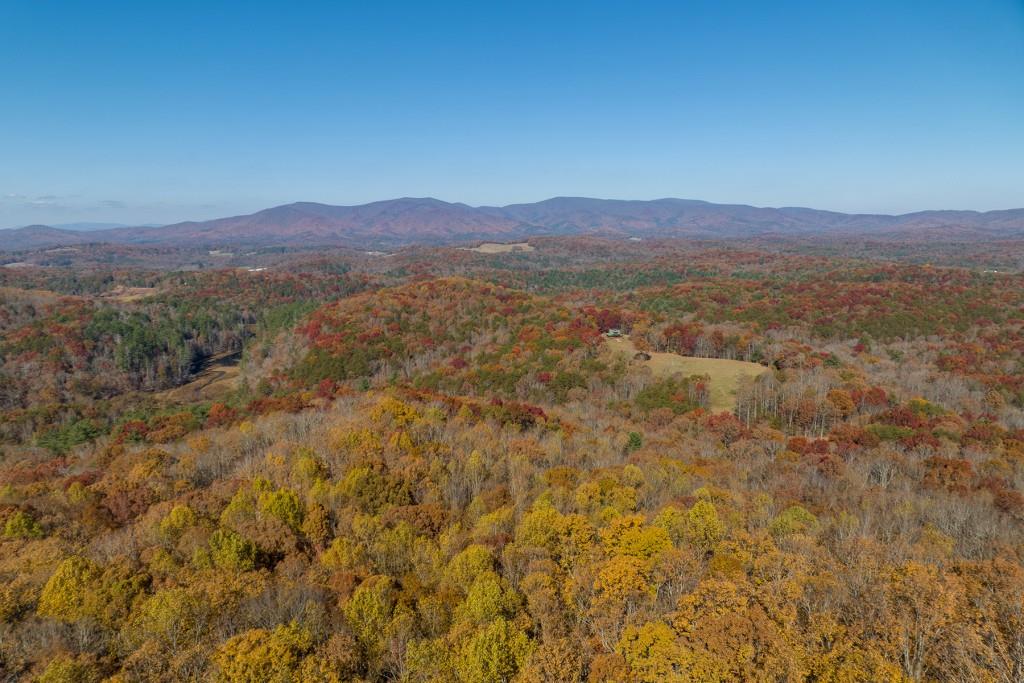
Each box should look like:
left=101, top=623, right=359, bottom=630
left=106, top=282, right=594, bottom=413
left=101, top=285, right=158, bottom=302
left=155, top=351, right=242, bottom=403
left=0, top=286, right=73, bottom=304
left=462, top=242, right=535, bottom=254
left=606, top=335, right=769, bottom=412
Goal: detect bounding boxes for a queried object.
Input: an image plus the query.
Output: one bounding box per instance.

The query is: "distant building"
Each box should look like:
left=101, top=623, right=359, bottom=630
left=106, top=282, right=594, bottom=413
left=605, top=328, right=623, bottom=338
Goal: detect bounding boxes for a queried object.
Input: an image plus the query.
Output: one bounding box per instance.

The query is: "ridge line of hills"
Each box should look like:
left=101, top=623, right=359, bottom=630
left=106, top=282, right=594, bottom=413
left=4, top=196, right=1024, bottom=251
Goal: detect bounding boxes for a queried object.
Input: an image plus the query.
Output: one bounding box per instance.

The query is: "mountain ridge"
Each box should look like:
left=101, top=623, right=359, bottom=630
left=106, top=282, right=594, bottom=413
left=4, top=197, right=1024, bottom=251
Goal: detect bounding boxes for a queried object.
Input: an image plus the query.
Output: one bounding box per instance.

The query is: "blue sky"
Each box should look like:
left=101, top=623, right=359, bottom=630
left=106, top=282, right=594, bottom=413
left=2, top=0, right=1023, bottom=227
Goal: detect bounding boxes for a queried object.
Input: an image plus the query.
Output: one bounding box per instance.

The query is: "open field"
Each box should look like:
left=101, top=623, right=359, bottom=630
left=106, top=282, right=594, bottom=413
left=0, top=285, right=75, bottom=304
left=155, top=351, right=241, bottom=402
left=100, top=285, right=158, bottom=302
left=606, top=335, right=769, bottom=412
left=462, top=242, right=535, bottom=254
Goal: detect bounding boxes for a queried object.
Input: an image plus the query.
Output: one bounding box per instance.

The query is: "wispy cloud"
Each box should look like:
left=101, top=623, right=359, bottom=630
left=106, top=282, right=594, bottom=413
left=29, top=198, right=64, bottom=208
left=0, top=194, right=123, bottom=212
left=0, top=194, right=249, bottom=228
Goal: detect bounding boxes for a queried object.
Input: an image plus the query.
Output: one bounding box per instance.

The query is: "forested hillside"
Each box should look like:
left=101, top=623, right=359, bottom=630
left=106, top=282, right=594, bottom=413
left=1, top=240, right=1023, bottom=682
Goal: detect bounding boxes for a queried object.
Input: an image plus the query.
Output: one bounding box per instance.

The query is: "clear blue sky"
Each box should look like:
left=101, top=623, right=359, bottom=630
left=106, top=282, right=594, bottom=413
left=2, top=0, right=1023, bottom=227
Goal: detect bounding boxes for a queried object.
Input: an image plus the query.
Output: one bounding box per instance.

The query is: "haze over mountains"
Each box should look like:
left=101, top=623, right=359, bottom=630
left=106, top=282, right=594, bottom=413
left=4, top=197, right=1024, bottom=251
left=51, top=222, right=165, bottom=231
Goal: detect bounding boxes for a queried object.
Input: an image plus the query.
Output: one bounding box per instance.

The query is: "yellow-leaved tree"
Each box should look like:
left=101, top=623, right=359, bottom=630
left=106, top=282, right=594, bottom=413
left=455, top=616, right=533, bottom=683
left=213, top=622, right=314, bottom=683
left=37, top=556, right=101, bottom=622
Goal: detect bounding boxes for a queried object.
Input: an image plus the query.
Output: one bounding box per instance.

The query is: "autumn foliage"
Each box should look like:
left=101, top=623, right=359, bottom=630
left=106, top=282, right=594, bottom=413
left=2, top=243, right=1024, bottom=681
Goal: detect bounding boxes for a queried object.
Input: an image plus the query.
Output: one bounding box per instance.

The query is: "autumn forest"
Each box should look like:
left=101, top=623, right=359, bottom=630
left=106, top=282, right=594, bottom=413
left=2, top=237, right=1023, bottom=682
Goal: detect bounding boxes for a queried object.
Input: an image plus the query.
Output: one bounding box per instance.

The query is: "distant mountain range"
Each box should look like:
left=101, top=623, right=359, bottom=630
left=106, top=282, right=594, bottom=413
left=4, top=197, right=1024, bottom=251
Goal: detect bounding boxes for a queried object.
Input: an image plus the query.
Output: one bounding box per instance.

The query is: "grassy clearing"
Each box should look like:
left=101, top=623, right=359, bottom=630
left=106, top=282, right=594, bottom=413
left=606, top=336, right=768, bottom=412
left=462, top=242, right=535, bottom=254
left=0, top=286, right=71, bottom=304
left=100, top=286, right=158, bottom=302
left=155, top=353, right=241, bottom=403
